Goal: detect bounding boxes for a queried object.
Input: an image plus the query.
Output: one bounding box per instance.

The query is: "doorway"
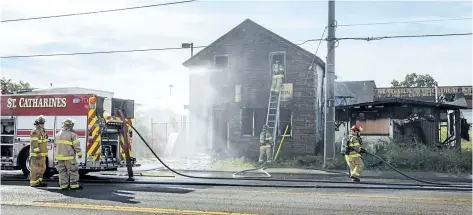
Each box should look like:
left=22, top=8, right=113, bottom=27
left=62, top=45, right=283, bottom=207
left=212, top=109, right=228, bottom=153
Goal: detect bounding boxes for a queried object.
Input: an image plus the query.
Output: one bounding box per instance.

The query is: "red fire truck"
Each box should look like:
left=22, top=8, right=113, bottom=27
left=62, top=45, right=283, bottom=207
left=1, top=88, right=136, bottom=178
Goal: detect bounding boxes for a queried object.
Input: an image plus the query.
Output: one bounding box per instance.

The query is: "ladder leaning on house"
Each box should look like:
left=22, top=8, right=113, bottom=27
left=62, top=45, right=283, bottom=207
left=265, top=82, right=282, bottom=157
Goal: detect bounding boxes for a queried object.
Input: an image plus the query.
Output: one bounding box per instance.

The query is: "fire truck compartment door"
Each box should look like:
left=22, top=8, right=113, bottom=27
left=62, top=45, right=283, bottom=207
left=55, top=116, right=87, bottom=164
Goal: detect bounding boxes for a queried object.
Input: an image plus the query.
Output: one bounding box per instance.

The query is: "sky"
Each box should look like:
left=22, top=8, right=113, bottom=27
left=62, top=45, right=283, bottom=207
left=1, top=0, right=472, bottom=110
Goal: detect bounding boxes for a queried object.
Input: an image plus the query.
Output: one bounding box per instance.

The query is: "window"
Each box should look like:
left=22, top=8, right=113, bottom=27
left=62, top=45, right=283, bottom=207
left=241, top=108, right=254, bottom=136
left=279, top=108, right=292, bottom=136
left=270, top=52, right=286, bottom=76
left=214, top=55, right=229, bottom=69
left=356, top=118, right=390, bottom=135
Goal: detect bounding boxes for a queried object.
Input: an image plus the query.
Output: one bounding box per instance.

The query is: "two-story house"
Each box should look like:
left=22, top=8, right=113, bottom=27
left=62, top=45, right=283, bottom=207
left=183, top=19, right=325, bottom=159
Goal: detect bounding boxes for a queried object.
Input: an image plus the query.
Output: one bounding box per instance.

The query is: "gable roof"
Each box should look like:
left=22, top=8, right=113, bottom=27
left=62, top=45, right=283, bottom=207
left=182, top=18, right=325, bottom=68
left=335, top=80, right=377, bottom=106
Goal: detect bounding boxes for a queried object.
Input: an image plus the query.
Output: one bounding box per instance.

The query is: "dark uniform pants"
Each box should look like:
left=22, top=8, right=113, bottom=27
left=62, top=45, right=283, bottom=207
left=57, top=160, right=80, bottom=189
left=30, top=156, right=46, bottom=186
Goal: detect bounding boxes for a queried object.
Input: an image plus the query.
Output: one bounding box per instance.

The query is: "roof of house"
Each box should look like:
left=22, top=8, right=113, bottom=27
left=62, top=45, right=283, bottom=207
left=335, top=80, right=377, bottom=106
left=336, top=98, right=468, bottom=110
left=182, top=18, right=325, bottom=68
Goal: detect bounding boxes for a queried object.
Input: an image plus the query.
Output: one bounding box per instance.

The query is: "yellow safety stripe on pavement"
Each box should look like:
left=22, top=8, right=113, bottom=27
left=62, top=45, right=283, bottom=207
left=0, top=202, right=258, bottom=215
left=209, top=189, right=472, bottom=203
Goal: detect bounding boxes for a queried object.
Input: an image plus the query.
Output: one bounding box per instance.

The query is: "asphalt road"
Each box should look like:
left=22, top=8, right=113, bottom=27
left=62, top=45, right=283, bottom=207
left=1, top=178, right=472, bottom=215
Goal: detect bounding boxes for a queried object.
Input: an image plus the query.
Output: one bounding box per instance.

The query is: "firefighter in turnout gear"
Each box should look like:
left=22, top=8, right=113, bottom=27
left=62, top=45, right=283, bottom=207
left=259, top=125, right=273, bottom=163
left=270, top=60, right=285, bottom=93
left=54, top=119, right=83, bottom=190
left=345, top=125, right=367, bottom=182
left=29, top=115, right=48, bottom=187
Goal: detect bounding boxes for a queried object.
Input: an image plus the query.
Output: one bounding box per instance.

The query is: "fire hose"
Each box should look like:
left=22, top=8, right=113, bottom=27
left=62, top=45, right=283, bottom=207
left=125, top=123, right=471, bottom=189
left=2, top=123, right=470, bottom=190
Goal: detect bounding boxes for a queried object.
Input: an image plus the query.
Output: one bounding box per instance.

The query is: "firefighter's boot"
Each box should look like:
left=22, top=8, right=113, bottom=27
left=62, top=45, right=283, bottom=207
left=70, top=184, right=83, bottom=190
left=350, top=176, right=360, bottom=182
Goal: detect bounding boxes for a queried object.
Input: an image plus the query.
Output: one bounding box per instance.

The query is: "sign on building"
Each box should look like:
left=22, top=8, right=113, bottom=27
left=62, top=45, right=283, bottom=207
left=280, top=83, right=293, bottom=101
left=375, top=86, right=472, bottom=98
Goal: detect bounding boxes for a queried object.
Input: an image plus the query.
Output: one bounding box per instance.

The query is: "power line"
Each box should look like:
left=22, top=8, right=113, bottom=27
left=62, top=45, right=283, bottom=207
left=1, top=0, right=196, bottom=23
left=1, top=33, right=470, bottom=59
left=0, top=40, right=321, bottom=59
left=338, top=17, right=472, bottom=27
left=337, top=32, right=472, bottom=41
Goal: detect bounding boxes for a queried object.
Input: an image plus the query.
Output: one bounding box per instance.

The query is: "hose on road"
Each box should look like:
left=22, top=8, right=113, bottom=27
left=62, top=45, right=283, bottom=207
left=126, top=123, right=471, bottom=189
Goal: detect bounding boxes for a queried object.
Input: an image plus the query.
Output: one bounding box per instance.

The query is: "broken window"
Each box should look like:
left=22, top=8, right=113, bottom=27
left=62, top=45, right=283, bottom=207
left=270, top=53, right=286, bottom=76
left=279, top=108, right=292, bottom=136
left=241, top=108, right=254, bottom=136
left=215, top=55, right=229, bottom=69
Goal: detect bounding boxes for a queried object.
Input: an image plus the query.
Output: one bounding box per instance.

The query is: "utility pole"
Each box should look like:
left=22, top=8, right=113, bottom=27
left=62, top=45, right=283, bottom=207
left=324, top=0, right=336, bottom=167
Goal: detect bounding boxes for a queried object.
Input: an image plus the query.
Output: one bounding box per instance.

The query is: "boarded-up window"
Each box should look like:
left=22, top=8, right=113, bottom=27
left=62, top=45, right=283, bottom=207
left=356, top=118, right=390, bottom=135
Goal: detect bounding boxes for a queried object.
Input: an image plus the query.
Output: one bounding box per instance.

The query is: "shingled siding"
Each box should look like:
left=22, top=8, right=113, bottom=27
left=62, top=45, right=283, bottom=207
left=188, top=22, right=320, bottom=158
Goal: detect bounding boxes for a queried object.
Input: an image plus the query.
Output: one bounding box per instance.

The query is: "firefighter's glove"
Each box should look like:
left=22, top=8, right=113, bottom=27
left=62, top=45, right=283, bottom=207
left=360, top=148, right=367, bottom=154
left=77, top=152, right=83, bottom=159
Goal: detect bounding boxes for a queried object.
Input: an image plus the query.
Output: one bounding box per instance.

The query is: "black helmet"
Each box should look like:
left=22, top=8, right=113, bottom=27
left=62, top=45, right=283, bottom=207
left=34, top=115, right=46, bottom=125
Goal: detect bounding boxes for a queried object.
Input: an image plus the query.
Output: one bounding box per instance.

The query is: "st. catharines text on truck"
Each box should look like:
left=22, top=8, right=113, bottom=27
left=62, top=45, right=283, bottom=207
left=6, top=97, right=67, bottom=108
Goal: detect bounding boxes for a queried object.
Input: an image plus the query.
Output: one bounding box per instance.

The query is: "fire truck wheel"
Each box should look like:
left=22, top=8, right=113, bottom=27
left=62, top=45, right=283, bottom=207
left=20, top=149, right=31, bottom=178
left=20, top=149, right=54, bottom=179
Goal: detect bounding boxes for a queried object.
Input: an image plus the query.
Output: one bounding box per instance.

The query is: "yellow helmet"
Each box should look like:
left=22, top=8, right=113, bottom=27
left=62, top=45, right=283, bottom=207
left=62, top=118, right=75, bottom=130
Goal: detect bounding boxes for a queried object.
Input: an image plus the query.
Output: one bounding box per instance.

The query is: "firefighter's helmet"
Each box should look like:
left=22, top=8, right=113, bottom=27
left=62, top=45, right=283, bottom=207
left=263, top=124, right=269, bottom=130
left=62, top=118, right=75, bottom=130
left=351, top=124, right=363, bottom=132
left=34, top=115, right=46, bottom=125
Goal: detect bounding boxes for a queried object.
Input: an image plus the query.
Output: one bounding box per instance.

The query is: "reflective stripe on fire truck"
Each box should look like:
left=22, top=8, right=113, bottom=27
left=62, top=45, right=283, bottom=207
left=86, top=95, right=102, bottom=161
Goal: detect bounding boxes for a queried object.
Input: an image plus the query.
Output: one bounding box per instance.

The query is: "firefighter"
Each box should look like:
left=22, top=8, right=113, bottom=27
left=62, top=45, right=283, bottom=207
left=29, top=115, right=49, bottom=187
left=270, top=60, right=285, bottom=93
left=258, top=125, right=273, bottom=163
left=54, top=118, right=83, bottom=190
left=345, top=125, right=367, bottom=182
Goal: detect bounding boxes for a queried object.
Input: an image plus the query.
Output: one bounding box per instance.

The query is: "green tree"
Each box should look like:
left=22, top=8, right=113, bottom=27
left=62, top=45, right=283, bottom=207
left=1, top=77, right=33, bottom=94
left=391, top=73, right=437, bottom=88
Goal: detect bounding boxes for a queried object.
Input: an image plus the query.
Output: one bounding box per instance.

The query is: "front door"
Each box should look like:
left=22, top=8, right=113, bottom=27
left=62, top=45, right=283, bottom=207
left=212, top=110, right=228, bottom=153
